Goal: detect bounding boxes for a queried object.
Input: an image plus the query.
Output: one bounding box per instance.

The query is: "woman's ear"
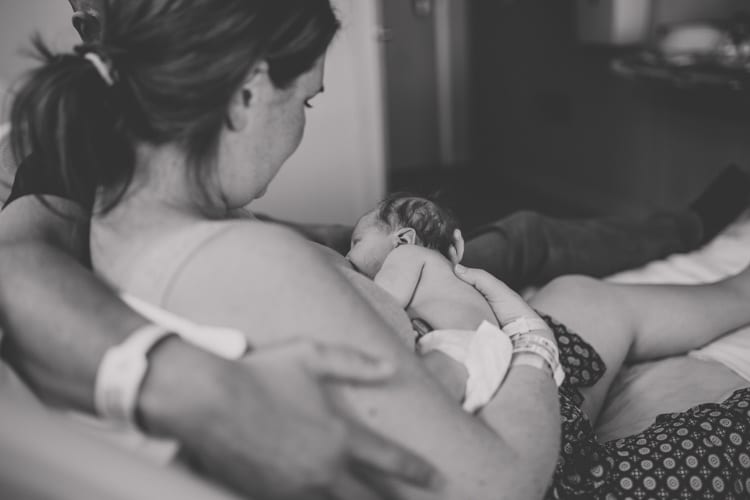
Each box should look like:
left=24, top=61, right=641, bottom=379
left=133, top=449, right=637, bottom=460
left=72, top=11, right=102, bottom=42
left=226, top=61, right=270, bottom=132
left=395, top=228, right=417, bottom=246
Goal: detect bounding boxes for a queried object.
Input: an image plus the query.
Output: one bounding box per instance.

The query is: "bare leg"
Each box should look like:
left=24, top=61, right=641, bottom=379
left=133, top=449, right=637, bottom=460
left=529, top=265, right=750, bottom=423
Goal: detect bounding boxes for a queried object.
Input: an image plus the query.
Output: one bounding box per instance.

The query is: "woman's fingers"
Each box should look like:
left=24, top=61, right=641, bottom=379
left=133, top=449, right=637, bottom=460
left=454, top=264, right=515, bottom=302
left=352, top=464, right=406, bottom=500
left=454, top=264, right=537, bottom=324
left=332, top=474, right=385, bottom=500
left=347, top=420, right=442, bottom=492
left=293, top=340, right=442, bottom=495
left=300, top=342, right=395, bottom=383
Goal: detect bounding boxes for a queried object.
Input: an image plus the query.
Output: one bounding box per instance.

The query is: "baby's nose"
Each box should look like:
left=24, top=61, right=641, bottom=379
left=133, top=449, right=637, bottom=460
left=345, top=256, right=360, bottom=273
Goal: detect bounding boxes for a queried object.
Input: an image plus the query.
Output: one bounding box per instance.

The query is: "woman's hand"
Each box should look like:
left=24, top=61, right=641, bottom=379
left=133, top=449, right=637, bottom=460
left=454, top=265, right=554, bottom=341
left=145, top=339, right=440, bottom=500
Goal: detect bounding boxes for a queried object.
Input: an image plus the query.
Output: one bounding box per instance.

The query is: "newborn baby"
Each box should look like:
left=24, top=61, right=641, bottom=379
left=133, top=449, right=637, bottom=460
left=346, top=194, right=498, bottom=331
left=347, top=195, right=551, bottom=409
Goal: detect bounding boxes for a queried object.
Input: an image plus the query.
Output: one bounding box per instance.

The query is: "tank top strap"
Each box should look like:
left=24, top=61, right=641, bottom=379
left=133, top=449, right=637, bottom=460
left=122, top=221, right=239, bottom=306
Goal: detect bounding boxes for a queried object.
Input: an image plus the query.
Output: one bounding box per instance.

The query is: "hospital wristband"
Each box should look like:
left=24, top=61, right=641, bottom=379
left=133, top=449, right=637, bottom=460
left=510, top=333, right=565, bottom=387
left=94, top=324, right=176, bottom=430
left=502, top=316, right=550, bottom=336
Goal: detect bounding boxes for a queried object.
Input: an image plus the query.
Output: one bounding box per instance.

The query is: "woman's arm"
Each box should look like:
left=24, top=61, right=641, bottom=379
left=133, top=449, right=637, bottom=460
left=0, top=195, right=142, bottom=411
left=165, top=223, right=561, bottom=499
left=455, top=267, right=560, bottom=498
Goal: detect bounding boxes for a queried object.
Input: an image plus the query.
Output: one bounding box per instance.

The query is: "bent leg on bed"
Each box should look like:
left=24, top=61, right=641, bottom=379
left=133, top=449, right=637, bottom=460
left=529, top=276, right=638, bottom=423
left=529, top=267, right=750, bottom=423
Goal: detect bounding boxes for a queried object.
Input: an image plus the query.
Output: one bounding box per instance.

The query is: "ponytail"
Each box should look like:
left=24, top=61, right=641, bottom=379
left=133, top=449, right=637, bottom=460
left=10, top=35, right=132, bottom=212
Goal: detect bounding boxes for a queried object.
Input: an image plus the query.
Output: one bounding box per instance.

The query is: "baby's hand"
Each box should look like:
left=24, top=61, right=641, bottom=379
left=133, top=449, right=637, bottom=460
left=421, top=350, right=468, bottom=403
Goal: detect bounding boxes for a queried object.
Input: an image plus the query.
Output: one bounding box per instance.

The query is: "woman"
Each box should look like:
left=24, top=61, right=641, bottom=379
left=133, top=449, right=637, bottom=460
left=10, top=1, right=750, bottom=499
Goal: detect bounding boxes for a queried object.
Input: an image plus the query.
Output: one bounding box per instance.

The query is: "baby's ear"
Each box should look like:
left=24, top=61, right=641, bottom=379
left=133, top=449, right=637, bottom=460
left=448, top=229, right=465, bottom=264
left=395, top=227, right=417, bottom=246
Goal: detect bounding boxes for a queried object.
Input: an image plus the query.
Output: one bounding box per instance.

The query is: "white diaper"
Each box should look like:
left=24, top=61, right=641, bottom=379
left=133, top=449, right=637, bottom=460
left=418, top=321, right=513, bottom=413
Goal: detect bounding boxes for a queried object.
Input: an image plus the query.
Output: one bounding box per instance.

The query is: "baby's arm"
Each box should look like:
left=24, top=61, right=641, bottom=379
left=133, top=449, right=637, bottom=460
left=375, top=246, right=469, bottom=401
left=373, top=245, right=427, bottom=308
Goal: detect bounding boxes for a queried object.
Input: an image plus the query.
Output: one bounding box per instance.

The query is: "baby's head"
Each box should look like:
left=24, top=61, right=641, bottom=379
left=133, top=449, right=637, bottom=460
left=346, top=194, right=459, bottom=278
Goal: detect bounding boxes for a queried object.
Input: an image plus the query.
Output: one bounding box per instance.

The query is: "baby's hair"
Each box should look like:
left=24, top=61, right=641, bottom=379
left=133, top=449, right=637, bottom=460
left=376, top=193, right=459, bottom=258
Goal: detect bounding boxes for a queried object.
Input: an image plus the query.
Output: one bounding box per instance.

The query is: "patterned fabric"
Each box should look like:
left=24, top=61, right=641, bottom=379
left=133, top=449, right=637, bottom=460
left=541, top=314, right=750, bottom=500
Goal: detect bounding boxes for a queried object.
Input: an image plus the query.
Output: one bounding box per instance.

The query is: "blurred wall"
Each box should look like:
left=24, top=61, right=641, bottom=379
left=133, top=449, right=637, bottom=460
left=471, top=0, right=750, bottom=215
left=653, top=0, right=748, bottom=26
left=0, top=0, right=80, bottom=119
left=254, top=0, right=387, bottom=224
left=0, top=0, right=386, bottom=225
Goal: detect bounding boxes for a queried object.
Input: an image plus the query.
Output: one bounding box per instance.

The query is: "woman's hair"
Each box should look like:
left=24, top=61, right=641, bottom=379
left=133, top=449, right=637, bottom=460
left=10, top=0, right=339, bottom=211
left=375, top=193, right=459, bottom=258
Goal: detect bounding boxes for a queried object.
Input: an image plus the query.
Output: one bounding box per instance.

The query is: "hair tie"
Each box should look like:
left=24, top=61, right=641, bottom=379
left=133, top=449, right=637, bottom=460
left=83, top=52, right=116, bottom=86
left=75, top=43, right=117, bottom=87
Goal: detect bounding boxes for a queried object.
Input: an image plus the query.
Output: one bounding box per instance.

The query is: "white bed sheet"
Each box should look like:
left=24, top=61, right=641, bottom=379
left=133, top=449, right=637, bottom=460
left=596, top=207, right=750, bottom=441
left=608, top=207, right=750, bottom=362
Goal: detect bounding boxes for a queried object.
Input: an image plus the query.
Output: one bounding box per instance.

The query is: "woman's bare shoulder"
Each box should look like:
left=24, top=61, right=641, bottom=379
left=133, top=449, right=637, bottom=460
left=203, top=219, right=319, bottom=260
left=171, top=219, right=341, bottom=289
left=160, top=219, right=360, bottom=339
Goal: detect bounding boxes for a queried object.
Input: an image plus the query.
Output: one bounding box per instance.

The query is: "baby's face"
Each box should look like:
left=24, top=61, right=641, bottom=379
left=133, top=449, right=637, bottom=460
left=346, top=211, right=397, bottom=278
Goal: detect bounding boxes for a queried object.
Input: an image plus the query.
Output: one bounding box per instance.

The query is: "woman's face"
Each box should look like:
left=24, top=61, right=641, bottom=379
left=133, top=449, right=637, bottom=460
left=346, top=211, right=398, bottom=278
left=218, top=56, right=326, bottom=209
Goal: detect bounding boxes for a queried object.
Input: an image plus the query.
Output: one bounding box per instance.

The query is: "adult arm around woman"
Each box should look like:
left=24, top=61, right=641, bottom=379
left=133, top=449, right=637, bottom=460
left=0, top=195, right=444, bottom=500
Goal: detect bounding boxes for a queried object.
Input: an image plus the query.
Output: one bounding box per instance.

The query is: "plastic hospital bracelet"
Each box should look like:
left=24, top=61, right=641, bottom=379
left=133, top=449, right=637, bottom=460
left=502, top=316, right=550, bottom=336
left=94, top=324, right=177, bottom=429
left=506, top=320, right=565, bottom=387
left=511, top=335, right=565, bottom=387
left=502, top=316, right=564, bottom=384
left=95, top=321, right=251, bottom=431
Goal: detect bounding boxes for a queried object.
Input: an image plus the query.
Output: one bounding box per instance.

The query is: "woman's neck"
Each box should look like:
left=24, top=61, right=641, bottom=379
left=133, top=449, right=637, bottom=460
left=99, top=142, right=227, bottom=220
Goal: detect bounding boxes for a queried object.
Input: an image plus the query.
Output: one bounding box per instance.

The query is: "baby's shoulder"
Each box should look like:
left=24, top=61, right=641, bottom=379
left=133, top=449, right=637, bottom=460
left=387, top=244, right=439, bottom=263
left=385, top=245, right=450, bottom=273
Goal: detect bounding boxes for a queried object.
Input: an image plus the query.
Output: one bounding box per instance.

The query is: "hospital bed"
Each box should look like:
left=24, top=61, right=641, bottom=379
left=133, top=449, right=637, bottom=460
left=2, top=122, right=750, bottom=496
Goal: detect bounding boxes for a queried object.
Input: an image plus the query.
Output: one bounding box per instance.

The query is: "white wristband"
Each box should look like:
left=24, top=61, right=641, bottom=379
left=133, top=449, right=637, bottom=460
left=502, top=316, right=550, bottom=336
left=94, top=324, right=175, bottom=429
left=121, top=294, right=248, bottom=360
left=511, top=333, right=565, bottom=387
left=96, top=296, right=252, bottom=432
